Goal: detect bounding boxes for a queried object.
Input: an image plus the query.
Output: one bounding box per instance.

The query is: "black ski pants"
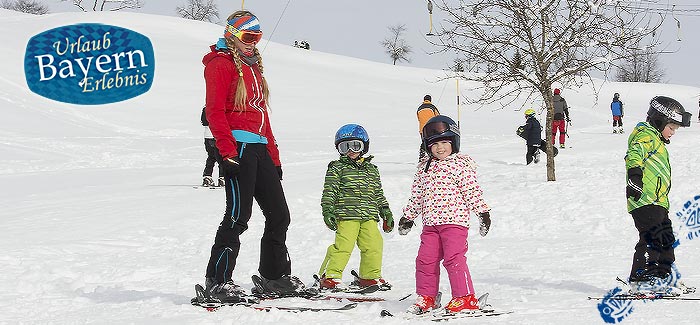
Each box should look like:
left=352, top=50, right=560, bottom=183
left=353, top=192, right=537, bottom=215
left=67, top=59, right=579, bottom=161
left=525, top=145, right=539, bottom=165
left=202, top=138, right=223, bottom=177
left=206, top=143, right=291, bottom=283
left=629, top=205, right=676, bottom=280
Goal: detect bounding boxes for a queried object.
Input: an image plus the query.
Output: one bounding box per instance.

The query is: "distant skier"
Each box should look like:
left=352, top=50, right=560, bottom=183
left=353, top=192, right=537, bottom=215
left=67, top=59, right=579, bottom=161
left=611, top=93, right=625, bottom=134
left=520, top=109, right=542, bottom=165
left=318, top=124, right=393, bottom=291
left=200, top=106, right=224, bottom=187
left=552, top=88, right=570, bottom=148
left=416, top=95, right=440, bottom=160
left=625, top=96, right=692, bottom=295
left=399, top=115, right=492, bottom=315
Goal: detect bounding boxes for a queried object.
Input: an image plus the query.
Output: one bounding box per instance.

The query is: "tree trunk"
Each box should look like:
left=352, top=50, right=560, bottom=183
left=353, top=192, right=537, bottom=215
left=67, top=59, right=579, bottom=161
left=544, top=91, right=556, bottom=181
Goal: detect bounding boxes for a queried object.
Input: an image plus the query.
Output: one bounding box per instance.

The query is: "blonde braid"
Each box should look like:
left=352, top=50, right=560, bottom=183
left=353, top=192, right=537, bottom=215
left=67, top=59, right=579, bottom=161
left=254, top=47, right=270, bottom=104
left=223, top=37, right=247, bottom=110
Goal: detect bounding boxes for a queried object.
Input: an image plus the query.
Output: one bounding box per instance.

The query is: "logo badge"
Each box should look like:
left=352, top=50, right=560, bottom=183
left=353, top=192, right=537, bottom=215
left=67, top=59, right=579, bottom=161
left=24, top=23, right=155, bottom=105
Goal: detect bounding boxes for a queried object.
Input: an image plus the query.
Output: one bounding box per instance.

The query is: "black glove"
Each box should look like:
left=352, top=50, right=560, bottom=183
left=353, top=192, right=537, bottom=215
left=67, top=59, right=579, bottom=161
left=276, top=166, right=283, bottom=180
left=478, top=212, right=491, bottom=237
left=221, top=157, right=240, bottom=177
left=380, top=206, right=394, bottom=233
left=626, top=167, right=643, bottom=201
left=398, top=216, right=414, bottom=236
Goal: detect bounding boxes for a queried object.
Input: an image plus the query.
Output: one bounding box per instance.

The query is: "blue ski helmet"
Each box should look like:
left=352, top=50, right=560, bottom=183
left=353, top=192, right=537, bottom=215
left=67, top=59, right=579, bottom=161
left=422, top=115, right=460, bottom=155
left=334, top=124, right=370, bottom=155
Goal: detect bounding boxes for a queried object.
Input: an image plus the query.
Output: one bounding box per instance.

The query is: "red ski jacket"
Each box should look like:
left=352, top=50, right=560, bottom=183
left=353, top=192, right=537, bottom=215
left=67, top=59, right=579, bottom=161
left=203, top=45, right=280, bottom=166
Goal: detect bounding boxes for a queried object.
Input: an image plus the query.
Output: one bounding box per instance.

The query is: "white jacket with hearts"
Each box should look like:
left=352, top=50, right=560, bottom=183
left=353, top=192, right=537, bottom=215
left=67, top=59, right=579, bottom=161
left=402, top=153, right=490, bottom=227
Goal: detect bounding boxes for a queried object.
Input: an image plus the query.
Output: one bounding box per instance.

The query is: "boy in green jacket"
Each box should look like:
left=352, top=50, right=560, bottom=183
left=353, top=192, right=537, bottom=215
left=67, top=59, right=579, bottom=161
left=625, top=96, right=692, bottom=294
left=318, top=124, right=393, bottom=291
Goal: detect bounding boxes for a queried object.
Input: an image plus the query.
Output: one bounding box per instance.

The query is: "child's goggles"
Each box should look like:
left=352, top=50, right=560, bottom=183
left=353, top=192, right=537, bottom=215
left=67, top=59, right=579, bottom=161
left=337, top=140, right=364, bottom=154
left=423, top=121, right=450, bottom=138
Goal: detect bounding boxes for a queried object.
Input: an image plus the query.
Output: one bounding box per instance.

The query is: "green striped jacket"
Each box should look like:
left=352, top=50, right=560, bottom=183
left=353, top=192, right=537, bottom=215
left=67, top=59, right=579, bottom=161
left=321, top=155, right=389, bottom=221
left=625, top=122, right=671, bottom=212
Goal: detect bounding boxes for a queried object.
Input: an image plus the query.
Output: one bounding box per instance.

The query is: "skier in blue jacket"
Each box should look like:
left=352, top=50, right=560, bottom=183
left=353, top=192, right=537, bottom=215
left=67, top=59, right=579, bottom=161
left=611, top=93, right=625, bottom=134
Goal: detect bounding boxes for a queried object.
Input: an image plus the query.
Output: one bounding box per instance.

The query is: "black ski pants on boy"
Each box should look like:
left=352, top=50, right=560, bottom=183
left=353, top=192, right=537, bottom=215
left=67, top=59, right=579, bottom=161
left=629, top=205, right=676, bottom=280
left=206, top=142, right=292, bottom=283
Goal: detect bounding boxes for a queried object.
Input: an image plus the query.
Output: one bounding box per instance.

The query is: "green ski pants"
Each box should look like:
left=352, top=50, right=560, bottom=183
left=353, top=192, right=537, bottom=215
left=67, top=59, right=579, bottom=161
left=318, top=219, right=383, bottom=280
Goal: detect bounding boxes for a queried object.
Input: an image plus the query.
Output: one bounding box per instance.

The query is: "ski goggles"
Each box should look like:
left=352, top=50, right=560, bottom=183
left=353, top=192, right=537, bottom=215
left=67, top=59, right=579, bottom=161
left=423, top=121, right=458, bottom=138
left=337, top=139, right=364, bottom=154
left=232, top=30, right=263, bottom=45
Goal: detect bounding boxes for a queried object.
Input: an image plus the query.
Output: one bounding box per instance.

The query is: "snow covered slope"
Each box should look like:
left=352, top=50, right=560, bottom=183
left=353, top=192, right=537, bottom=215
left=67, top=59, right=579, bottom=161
left=1, top=9, right=699, bottom=324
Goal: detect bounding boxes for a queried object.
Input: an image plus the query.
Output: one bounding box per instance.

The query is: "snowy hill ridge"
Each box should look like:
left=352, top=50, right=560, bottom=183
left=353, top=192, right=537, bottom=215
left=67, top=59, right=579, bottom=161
left=1, top=10, right=699, bottom=324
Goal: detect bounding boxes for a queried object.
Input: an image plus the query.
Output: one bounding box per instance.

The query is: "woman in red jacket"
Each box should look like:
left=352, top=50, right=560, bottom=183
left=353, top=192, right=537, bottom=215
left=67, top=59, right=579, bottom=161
left=201, top=10, right=306, bottom=302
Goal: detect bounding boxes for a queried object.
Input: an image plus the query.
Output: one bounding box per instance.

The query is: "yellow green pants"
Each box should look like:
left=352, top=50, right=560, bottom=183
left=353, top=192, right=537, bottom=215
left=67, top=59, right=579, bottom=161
left=318, top=219, right=383, bottom=280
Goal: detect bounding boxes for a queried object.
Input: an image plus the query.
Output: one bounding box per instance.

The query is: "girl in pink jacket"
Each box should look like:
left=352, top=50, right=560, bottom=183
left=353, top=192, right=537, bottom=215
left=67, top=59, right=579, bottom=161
left=399, top=115, right=492, bottom=315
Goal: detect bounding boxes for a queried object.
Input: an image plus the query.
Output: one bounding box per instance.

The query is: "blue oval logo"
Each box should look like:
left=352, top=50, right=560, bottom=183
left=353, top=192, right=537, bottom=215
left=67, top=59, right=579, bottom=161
left=24, top=23, right=155, bottom=105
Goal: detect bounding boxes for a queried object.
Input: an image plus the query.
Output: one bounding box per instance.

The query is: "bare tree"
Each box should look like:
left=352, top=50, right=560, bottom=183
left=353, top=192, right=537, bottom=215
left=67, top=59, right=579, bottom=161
left=176, top=0, right=218, bottom=23
left=430, top=0, right=661, bottom=181
left=616, top=47, right=665, bottom=83
left=381, top=24, right=412, bottom=65
left=1, top=0, right=49, bottom=14
left=62, top=0, right=143, bottom=11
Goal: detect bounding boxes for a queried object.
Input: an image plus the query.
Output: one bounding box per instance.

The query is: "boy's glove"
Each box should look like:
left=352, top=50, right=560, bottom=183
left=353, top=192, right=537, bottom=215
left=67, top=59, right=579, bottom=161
left=478, top=212, right=491, bottom=237
left=398, top=217, right=414, bottom=236
left=222, top=157, right=240, bottom=177
left=322, top=209, right=337, bottom=231
left=276, top=166, right=283, bottom=180
left=380, top=206, right=394, bottom=233
left=626, top=167, right=643, bottom=201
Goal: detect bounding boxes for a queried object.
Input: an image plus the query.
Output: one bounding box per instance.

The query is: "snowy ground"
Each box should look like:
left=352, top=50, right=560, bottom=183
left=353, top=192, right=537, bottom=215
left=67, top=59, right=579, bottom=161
left=1, top=9, right=700, bottom=324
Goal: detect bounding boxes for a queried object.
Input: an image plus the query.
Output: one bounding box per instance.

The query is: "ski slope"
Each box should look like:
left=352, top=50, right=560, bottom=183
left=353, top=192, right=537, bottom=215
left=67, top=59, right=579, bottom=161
left=1, top=9, right=699, bottom=324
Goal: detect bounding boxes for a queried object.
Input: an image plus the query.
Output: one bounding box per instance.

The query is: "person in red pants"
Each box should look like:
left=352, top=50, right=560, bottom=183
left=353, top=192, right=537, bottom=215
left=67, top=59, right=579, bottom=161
left=552, top=88, right=570, bottom=148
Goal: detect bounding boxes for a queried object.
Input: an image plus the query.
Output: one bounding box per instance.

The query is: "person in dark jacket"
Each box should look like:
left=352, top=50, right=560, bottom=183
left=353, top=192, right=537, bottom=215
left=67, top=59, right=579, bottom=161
left=522, top=109, right=542, bottom=165
left=200, top=106, right=224, bottom=187
left=200, top=10, right=308, bottom=303
left=552, top=88, right=570, bottom=148
left=611, top=93, right=625, bottom=134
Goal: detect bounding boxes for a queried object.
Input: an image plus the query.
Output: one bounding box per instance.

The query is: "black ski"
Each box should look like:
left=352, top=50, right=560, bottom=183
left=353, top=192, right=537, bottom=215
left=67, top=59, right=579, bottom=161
left=191, top=283, right=358, bottom=312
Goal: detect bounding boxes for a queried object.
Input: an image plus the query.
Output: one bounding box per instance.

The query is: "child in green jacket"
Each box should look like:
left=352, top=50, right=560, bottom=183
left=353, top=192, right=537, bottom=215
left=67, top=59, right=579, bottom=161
left=318, top=124, right=393, bottom=291
left=625, top=96, right=692, bottom=294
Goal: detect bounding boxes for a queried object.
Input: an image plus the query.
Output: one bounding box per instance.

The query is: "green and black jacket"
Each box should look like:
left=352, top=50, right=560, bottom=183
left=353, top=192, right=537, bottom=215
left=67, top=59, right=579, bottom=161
left=625, top=122, right=671, bottom=212
left=321, top=155, right=389, bottom=221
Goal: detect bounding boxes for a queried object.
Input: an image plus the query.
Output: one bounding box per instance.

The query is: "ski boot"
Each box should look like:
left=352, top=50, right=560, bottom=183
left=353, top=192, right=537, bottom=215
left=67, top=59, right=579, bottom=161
left=217, top=177, right=225, bottom=187
left=353, top=277, right=392, bottom=291
left=252, top=274, right=317, bottom=298
left=445, top=294, right=479, bottom=313
left=319, top=275, right=345, bottom=291
left=559, top=143, right=566, bottom=149
left=204, top=277, right=247, bottom=303
left=407, top=292, right=442, bottom=315
left=533, top=150, right=540, bottom=164
left=202, top=176, right=214, bottom=187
